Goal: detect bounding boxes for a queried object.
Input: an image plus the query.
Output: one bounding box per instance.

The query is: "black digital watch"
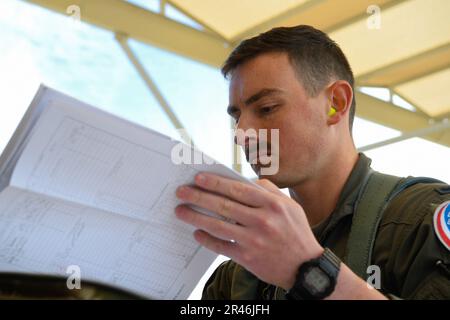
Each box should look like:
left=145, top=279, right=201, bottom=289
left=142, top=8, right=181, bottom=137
left=286, top=247, right=341, bottom=300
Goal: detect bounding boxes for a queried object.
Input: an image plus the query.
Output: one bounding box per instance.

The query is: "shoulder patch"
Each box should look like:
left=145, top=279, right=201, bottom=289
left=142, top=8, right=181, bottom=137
left=433, top=200, right=450, bottom=251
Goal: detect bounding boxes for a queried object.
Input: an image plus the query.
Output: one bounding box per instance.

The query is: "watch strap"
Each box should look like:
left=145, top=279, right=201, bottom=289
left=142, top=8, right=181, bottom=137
left=286, top=248, right=341, bottom=300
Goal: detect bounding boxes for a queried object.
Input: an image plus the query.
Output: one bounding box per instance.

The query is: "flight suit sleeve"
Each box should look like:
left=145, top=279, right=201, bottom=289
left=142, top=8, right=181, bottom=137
left=202, top=261, right=233, bottom=300
left=201, top=260, right=263, bottom=300
left=373, top=183, right=450, bottom=299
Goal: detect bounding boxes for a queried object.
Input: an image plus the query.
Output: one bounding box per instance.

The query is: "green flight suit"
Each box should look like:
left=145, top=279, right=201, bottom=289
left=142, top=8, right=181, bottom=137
left=202, top=153, right=450, bottom=300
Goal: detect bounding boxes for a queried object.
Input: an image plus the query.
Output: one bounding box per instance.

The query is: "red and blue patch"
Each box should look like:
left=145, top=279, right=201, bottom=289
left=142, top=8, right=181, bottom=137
left=433, top=201, right=450, bottom=251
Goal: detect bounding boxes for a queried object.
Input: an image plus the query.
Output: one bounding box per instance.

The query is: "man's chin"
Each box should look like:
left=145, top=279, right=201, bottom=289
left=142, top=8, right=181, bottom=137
left=251, top=164, right=287, bottom=188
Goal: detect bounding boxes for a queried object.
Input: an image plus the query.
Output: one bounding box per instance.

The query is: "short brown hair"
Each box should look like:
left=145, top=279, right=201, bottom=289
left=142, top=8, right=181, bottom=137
left=222, top=25, right=356, bottom=132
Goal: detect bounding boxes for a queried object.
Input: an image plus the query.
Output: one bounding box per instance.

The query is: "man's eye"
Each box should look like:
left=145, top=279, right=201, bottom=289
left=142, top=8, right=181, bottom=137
left=260, top=105, right=277, bottom=114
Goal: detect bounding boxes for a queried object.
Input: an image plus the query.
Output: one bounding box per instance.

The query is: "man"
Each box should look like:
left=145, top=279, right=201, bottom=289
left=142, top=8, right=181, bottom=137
left=175, top=25, right=450, bottom=299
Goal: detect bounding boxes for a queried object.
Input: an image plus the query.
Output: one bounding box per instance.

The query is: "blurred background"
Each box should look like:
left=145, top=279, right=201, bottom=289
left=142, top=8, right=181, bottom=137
left=0, top=0, right=449, bottom=299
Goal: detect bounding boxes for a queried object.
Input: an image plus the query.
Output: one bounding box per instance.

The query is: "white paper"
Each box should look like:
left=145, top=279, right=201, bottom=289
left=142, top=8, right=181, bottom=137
left=0, top=86, right=254, bottom=299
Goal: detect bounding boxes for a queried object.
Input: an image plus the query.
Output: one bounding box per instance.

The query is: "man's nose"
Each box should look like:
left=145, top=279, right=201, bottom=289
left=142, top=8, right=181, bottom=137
left=233, top=117, right=258, bottom=147
left=233, top=134, right=249, bottom=147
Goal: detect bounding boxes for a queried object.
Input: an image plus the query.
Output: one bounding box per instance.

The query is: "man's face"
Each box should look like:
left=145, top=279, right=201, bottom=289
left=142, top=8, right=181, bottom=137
left=228, top=52, right=330, bottom=188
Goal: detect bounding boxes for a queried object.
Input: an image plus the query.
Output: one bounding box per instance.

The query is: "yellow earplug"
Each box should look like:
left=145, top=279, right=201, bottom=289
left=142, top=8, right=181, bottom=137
left=328, top=106, right=337, bottom=117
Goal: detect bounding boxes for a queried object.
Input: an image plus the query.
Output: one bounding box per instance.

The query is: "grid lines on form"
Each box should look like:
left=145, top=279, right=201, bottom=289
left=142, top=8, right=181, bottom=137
left=12, top=113, right=218, bottom=298
left=0, top=190, right=87, bottom=273
left=26, top=117, right=175, bottom=221
left=0, top=189, right=198, bottom=299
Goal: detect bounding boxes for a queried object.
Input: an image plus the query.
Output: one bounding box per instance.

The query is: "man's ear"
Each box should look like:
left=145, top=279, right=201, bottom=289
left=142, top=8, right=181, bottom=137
left=327, top=80, right=353, bottom=125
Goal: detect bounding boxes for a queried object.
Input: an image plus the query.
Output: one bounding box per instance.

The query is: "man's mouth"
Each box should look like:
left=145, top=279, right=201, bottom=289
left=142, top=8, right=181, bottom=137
left=245, top=143, right=272, bottom=166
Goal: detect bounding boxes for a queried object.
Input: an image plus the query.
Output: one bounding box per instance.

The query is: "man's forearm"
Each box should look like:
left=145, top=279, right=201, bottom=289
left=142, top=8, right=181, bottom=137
left=326, top=263, right=387, bottom=300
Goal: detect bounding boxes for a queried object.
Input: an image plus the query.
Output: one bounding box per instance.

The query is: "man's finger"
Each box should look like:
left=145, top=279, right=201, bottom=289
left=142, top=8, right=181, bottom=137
left=176, top=186, right=256, bottom=226
left=192, top=173, right=272, bottom=208
left=193, top=229, right=238, bottom=259
left=175, top=205, right=248, bottom=242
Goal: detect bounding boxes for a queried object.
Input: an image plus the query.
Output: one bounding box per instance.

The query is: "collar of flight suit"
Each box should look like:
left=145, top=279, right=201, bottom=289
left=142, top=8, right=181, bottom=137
left=312, top=152, right=373, bottom=244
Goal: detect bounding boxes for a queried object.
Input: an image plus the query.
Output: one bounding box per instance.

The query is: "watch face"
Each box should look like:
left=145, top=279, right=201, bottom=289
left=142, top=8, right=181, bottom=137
left=303, top=267, right=330, bottom=295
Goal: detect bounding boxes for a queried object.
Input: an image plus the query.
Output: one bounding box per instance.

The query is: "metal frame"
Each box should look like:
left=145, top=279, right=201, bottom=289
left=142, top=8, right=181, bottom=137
left=27, top=0, right=230, bottom=67
left=358, top=120, right=450, bottom=152
left=356, top=43, right=450, bottom=87
left=24, top=0, right=450, bottom=156
left=115, top=33, right=193, bottom=145
left=355, top=91, right=450, bottom=148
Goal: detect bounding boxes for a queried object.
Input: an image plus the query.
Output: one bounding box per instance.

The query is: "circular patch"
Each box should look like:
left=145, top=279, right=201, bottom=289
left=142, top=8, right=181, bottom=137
left=433, top=200, right=450, bottom=251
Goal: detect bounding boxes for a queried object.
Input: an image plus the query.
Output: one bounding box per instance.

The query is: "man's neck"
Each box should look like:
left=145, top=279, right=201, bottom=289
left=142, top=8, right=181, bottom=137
left=289, top=150, right=359, bottom=227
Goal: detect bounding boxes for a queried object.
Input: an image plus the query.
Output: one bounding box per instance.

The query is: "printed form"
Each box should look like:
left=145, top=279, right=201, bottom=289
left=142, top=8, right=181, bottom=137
left=0, top=86, right=249, bottom=299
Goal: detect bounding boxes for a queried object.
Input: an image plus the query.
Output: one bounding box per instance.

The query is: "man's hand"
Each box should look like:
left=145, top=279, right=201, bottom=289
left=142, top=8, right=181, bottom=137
left=175, top=173, right=323, bottom=290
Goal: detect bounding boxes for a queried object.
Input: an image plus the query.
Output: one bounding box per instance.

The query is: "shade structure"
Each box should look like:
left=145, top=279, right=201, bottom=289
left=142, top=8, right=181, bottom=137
left=25, top=0, right=450, bottom=147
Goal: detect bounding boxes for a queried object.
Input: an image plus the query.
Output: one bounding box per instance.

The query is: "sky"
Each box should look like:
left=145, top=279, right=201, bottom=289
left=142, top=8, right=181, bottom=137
left=0, top=0, right=449, bottom=299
